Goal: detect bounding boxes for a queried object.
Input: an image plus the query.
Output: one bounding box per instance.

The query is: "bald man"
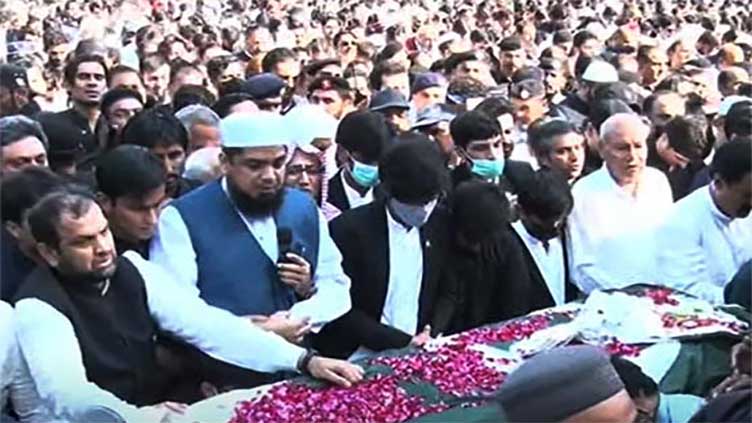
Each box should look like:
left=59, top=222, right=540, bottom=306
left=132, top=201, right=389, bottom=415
left=568, top=113, right=673, bottom=293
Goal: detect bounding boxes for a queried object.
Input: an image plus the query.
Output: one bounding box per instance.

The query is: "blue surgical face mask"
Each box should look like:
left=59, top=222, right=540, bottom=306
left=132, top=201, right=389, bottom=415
left=350, top=159, right=379, bottom=188
left=471, top=157, right=505, bottom=180
left=389, top=198, right=438, bottom=228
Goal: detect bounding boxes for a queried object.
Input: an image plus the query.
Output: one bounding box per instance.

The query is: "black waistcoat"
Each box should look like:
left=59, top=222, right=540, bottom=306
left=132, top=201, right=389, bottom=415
left=15, top=257, right=168, bottom=406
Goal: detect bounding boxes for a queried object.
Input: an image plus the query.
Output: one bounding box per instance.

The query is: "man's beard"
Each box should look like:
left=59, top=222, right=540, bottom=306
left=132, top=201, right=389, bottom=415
left=227, top=178, right=285, bottom=218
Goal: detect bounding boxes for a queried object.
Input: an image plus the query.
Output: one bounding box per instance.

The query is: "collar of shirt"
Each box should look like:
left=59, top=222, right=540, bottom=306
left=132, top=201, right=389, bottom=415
left=341, top=170, right=374, bottom=208
left=598, top=164, right=648, bottom=200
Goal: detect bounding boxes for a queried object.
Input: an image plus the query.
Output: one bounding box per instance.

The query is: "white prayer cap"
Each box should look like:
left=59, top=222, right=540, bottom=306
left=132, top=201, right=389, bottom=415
left=220, top=112, right=292, bottom=148
left=718, top=96, right=752, bottom=117
left=284, top=105, right=337, bottom=152
left=582, top=60, right=619, bottom=84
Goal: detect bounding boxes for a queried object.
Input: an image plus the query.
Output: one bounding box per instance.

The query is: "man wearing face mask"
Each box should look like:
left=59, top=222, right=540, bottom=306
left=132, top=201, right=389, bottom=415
left=326, top=111, right=392, bottom=214
left=656, top=139, right=752, bottom=304
left=510, top=169, right=581, bottom=308
left=449, top=110, right=534, bottom=202
left=314, top=135, right=455, bottom=360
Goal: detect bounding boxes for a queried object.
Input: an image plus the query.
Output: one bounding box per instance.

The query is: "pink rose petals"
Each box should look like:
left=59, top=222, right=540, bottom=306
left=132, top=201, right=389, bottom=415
left=603, top=337, right=643, bottom=357
left=373, top=346, right=507, bottom=397
left=452, top=314, right=552, bottom=347
left=641, top=287, right=680, bottom=306
left=229, top=374, right=449, bottom=423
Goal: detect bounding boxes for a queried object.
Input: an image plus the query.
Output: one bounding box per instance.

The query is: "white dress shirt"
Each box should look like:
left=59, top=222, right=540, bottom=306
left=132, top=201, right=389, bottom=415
left=350, top=207, right=424, bottom=361
left=14, top=252, right=306, bottom=423
left=149, top=178, right=351, bottom=328
left=341, top=171, right=374, bottom=210
left=381, top=207, right=424, bottom=335
left=512, top=222, right=566, bottom=306
left=656, top=185, right=752, bottom=304
left=568, top=165, right=673, bottom=293
left=1, top=301, right=50, bottom=423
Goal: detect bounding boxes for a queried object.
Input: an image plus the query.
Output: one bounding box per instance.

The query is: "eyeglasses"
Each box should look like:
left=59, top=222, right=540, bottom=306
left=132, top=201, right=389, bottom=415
left=339, top=40, right=357, bottom=48
left=287, top=164, right=325, bottom=176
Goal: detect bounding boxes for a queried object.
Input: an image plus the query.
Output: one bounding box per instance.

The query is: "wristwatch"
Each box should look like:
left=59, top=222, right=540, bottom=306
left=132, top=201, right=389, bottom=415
left=296, top=349, right=319, bottom=375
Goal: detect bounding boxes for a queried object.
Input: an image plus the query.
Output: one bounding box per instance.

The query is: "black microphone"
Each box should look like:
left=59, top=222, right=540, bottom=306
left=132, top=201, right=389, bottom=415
left=277, top=227, right=294, bottom=264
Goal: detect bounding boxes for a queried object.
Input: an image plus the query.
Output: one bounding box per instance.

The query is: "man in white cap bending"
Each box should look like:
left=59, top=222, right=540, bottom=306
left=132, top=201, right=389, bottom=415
left=150, top=112, right=352, bottom=371
left=496, top=345, right=637, bottom=422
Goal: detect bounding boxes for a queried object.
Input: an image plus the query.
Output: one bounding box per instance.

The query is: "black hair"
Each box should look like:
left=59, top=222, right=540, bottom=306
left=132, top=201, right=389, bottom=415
left=573, top=30, right=597, bottom=49
left=0, top=115, right=49, bottom=149
left=1, top=166, right=63, bottom=224
left=107, top=65, right=141, bottom=86
left=517, top=168, right=573, bottom=220
left=27, top=190, right=97, bottom=248
left=664, top=115, right=711, bottom=160
left=450, top=180, right=509, bottom=243
left=96, top=145, right=166, bottom=200
left=527, top=118, right=578, bottom=158
left=100, top=88, right=143, bottom=115
left=172, top=84, right=217, bottom=111
left=610, top=356, right=659, bottom=399
left=261, top=47, right=296, bottom=73
left=206, top=55, right=241, bottom=83
left=474, top=96, right=514, bottom=119
left=368, top=61, right=407, bottom=91
left=63, top=54, right=108, bottom=85
left=379, top=134, right=449, bottom=204
left=335, top=110, right=391, bottom=162
left=725, top=100, right=752, bottom=139
left=212, top=93, right=255, bottom=118
left=139, top=53, right=167, bottom=74
left=450, top=110, right=501, bottom=149
left=307, top=75, right=352, bottom=98
left=121, top=108, right=188, bottom=151
left=374, top=42, right=405, bottom=64
left=169, top=59, right=203, bottom=84
left=710, top=137, right=752, bottom=184
left=588, top=98, right=634, bottom=132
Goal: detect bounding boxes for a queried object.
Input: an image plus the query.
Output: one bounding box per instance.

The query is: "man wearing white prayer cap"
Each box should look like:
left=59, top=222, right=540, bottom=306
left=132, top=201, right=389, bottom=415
left=151, top=111, right=353, bottom=357
left=497, top=345, right=637, bottom=422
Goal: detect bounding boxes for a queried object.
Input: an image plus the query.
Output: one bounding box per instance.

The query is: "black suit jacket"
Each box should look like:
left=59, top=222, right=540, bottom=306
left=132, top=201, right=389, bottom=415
left=509, top=224, right=581, bottom=309
left=326, top=169, right=350, bottom=213
left=312, top=199, right=455, bottom=359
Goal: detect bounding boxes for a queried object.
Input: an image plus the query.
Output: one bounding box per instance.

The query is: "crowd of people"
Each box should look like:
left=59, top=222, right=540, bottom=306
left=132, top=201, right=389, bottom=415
left=1, top=0, right=751, bottom=421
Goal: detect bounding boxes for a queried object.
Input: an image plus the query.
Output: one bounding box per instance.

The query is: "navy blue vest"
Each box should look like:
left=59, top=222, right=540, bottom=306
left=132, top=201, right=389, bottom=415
left=172, top=181, right=319, bottom=316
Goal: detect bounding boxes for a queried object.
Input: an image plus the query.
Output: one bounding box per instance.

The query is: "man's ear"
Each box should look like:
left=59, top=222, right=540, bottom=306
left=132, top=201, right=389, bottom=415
left=36, top=242, right=60, bottom=268
left=218, top=151, right=230, bottom=175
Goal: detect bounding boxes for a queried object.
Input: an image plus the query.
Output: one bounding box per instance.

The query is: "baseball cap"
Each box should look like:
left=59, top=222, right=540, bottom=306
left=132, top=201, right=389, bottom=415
left=509, top=79, right=546, bottom=100
left=412, top=104, right=456, bottom=129
left=411, top=72, right=447, bottom=94
left=245, top=73, right=286, bottom=101
left=369, top=89, right=410, bottom=112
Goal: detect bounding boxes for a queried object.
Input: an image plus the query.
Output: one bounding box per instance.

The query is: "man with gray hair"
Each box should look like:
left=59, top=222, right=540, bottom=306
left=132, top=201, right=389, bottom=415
left=0, top=115, right=48, bottom=177
left=568, top=113, right=673, bottom=293
left=174, top=104, right=221, bottom=153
